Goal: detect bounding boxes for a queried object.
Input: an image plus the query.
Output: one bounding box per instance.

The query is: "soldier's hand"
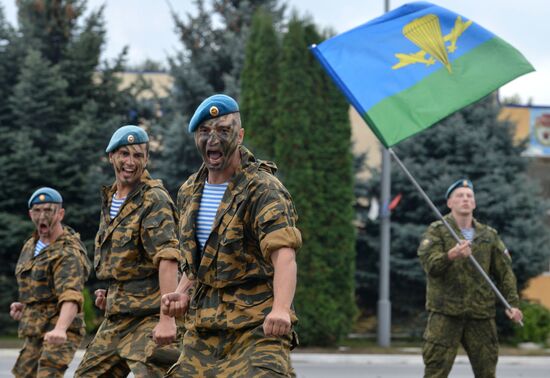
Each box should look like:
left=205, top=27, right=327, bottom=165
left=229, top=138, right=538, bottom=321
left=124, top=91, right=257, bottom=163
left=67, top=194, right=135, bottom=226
left=152, top=317, right=177, bottom=345
left=448, top=240, right=472, bottom=260
left=9, top=302, right=25, bottom=321
left=161, top=292, right=190, bottom=318
left=263, top=308, right=291, bottom=337
left=506, top=307, right=523, bottom=324
left=94, top=289, right=107, bottom=310
left=44, top=328, right=67, bottom=345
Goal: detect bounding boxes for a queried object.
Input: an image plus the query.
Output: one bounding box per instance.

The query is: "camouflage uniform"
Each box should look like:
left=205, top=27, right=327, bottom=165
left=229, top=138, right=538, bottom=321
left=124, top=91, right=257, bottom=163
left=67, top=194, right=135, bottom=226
left=167, top=146, right=302, bottom=378
left=13, top=226, right=91, bottom=378
left=418, top=214, right=520, bottom=378
left=76, top=170, right=183, bottom=378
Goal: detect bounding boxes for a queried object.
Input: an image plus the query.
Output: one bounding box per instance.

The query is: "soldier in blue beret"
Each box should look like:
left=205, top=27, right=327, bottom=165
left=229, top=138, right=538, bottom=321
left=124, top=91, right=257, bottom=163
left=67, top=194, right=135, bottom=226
left=163, top=94, right=302, bottom=377
left=11, top=187, right=91, bottom=377
left=27, top=187, right=63, bottom=208
left=418, top=179, right=523, bottom=377
left=76, top=125, right=182, bottom=377
left=445, top=178, right=474, bottom=199
left=105, top=124, right=149, bottom=153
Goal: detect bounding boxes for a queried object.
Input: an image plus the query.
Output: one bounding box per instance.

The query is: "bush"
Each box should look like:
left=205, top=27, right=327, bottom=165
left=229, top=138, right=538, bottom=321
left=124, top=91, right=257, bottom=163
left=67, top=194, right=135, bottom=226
left=513, top=300, right=550, bottom=345
left=82, top=288, right=100, bottom=334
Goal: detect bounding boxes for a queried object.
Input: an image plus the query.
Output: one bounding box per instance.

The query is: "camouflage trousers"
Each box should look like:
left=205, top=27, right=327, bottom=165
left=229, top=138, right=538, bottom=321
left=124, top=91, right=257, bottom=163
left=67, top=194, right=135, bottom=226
left=422, top=312, right=498, bottom=378
left=166, top=324, right=297, bottom=377
left=12, top=330, right=83, bottom=378
left=75, top=314, right=181, bottom=378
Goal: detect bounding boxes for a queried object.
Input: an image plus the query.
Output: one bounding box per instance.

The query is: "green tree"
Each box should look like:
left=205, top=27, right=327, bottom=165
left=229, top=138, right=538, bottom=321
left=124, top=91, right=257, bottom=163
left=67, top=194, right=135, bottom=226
left=358, top=96, right=550, bottom=330
left=0, top=0, right=133, bottom=334
left=240, top=8, right=280, bottom=159
left=273, top=18, right=356, bottom=345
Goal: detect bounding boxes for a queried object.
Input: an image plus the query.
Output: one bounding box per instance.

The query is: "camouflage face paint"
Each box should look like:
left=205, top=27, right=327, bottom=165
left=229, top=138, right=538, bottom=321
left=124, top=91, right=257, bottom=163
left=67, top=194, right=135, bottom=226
left=195, top=113, right=242, bottom=171
left=29, top=203, right=62, bottom=239
left=110, top=144, right=148, bottom=188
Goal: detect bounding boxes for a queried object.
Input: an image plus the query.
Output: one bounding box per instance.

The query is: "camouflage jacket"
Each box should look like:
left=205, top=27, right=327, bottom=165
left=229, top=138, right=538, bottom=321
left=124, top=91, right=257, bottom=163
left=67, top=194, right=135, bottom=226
left=177, top=146, right=302, bottom=330
left=95, top=170, right=182, bottom=317
left=418, top=214, right=520, bottom=318
left=15, top=225, right=91, bottom=337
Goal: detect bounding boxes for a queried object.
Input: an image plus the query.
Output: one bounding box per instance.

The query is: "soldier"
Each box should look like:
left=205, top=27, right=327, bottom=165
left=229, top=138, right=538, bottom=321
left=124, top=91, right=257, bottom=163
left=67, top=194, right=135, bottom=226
left=161, top=94, right=302, bottom=377
left=11, top=187, right=91, bottom=377
left=75, top=125, right=183, bottom=377
left=418, top=179, right=523, bottom=378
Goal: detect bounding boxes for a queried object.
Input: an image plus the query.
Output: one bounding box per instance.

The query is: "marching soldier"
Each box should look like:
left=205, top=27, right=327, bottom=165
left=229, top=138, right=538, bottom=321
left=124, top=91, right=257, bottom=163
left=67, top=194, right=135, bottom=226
left=418, top=179, right=523, bottom=378
left=75, top=125, right=183, bottom=377
left=11, top=187, right=91, bottom=377
left=162, top=94, right=302, bottom=377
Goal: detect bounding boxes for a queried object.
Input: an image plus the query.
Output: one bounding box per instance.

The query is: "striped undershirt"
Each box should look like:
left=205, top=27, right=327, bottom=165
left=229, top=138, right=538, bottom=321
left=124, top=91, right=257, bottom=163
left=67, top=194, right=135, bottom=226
left=110, top=194, right=127, bottom=219
left=197, top=181, right=228, bottom=249
left=461, top=227, right=475, bottom=242
left=34, top=240, right=48, bottom=257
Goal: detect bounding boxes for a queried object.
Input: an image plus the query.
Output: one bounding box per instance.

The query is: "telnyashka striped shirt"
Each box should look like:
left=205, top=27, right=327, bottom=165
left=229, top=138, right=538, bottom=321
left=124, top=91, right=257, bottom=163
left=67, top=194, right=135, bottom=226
left=34, top=240, right=48, bottom=257
left=461, top=227, right=475, bottom=242
left=110, top=194, right=126, bottom=219
left=197, top=181, right=228, bottom=249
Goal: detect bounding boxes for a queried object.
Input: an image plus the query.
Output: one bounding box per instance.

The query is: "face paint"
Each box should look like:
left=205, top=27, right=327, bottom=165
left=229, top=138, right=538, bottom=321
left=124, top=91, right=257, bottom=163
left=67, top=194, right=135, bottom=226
left=29, top=203, right=62, bottom=239
left=110, top=144, right=148, bottom=188
left=195, top=113, right=242, bottom=171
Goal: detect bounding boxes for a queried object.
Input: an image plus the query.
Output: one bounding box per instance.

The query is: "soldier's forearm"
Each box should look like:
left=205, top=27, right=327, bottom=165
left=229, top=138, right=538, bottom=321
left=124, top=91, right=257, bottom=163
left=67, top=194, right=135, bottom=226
left=54, top=301, right=78, bottom=331
left=159, top=259, right=179, bottom=321
left=271, top=247, right=297, bottom=312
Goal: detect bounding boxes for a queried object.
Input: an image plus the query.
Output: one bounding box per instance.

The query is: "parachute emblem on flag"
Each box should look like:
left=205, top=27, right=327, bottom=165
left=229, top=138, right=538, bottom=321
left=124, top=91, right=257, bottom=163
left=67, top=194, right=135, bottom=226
left=392, top=15, right=473, bottom=72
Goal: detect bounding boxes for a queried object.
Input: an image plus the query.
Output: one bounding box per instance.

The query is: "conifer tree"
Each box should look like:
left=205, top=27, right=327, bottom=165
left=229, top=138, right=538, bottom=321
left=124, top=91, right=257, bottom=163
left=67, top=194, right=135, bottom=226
left=272, top=18, right=356, bottom=345
left=239, top=8, right=280, bottom=159
left=0, top=0, right=132, bottom=333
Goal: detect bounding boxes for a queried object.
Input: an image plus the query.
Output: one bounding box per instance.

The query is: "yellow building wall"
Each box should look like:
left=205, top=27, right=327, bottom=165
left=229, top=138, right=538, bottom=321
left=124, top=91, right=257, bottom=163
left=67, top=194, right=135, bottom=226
left=497, top=106, right=530, bottom=142
left=522, top=274, right=550, bottom=310
left=116, top=72, right=174, bottom=99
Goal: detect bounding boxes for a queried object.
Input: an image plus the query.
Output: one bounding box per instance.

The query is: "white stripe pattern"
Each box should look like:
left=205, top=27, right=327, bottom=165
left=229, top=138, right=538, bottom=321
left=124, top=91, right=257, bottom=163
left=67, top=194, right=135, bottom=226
left=34, top=240, right=48, bottom=257
left=197, top=181, right=228, bottom=249
left=110, top=195, right=126, bottom=219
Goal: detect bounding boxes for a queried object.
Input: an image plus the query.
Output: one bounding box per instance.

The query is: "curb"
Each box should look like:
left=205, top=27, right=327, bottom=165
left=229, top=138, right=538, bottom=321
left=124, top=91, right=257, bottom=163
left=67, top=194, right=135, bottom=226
left=0, top=349, right=547, bottom=366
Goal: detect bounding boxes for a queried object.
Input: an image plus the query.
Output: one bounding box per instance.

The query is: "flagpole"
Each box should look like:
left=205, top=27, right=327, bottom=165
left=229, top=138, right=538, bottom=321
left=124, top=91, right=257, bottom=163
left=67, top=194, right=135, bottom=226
left=388, top=148, right=523, bottom=327
left=377, top=0, right=392, bottom=349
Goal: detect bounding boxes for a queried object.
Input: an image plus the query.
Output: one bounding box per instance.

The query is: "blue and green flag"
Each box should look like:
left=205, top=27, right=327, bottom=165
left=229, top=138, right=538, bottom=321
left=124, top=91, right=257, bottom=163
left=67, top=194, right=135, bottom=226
left=311, top=1, right=534, bottom=148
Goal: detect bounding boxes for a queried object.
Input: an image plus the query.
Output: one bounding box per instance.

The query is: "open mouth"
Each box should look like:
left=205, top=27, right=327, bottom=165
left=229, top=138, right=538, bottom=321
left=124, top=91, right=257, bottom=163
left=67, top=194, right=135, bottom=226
left=121, top=167, right=136, bottom=178
left=207, top=150, right=223, bottom=164
left=39, top=223, right=48, bottom=233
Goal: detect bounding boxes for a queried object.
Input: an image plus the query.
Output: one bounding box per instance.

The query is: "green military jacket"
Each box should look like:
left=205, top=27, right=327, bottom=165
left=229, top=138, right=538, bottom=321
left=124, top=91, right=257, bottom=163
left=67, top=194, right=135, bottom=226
left=418, top=214, right=520, bottom=318
left=15, top=225, right=91, bottom=337
left=95, top=170, right=182, bottom=317
left=177, top=146, right=302, bottom=330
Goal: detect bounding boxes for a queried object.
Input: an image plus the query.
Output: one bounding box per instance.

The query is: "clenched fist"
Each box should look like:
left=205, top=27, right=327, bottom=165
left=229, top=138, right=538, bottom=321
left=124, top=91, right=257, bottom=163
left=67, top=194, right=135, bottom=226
left=9, top=302, right=25, bottom=321
left=94, top=289, right=107, bottom=310
left=161, top=292, right=190, bottom=318
left=263, top=309, right=291, bottom=337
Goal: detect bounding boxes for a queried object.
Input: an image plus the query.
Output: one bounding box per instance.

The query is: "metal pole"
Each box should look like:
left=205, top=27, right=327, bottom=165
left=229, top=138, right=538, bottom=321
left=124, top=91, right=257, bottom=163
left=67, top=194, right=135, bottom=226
left=377, top=0, right=392, bottom=349
left=388, top=148, right=523, bottom=327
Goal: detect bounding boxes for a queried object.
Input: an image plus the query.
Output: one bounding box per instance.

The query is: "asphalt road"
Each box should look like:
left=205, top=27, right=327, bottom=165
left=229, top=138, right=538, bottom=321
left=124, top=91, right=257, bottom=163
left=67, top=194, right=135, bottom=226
left=0, top=350, right=548, bottom=377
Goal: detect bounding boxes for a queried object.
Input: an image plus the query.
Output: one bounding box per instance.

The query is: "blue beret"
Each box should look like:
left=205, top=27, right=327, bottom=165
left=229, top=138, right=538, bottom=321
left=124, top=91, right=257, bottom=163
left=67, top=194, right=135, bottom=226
left=446, top=179, right=474, bottom=199
left=28, top=187, right=63, bottom=208
left=106, top=125, right=149, bottom=153
left=188, top=94, right=239, bottom=133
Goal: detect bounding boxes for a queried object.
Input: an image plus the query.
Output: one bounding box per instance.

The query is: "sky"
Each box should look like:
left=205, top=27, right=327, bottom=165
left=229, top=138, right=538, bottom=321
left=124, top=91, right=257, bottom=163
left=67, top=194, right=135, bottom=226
left=1, top=0, right=548, bottom=105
